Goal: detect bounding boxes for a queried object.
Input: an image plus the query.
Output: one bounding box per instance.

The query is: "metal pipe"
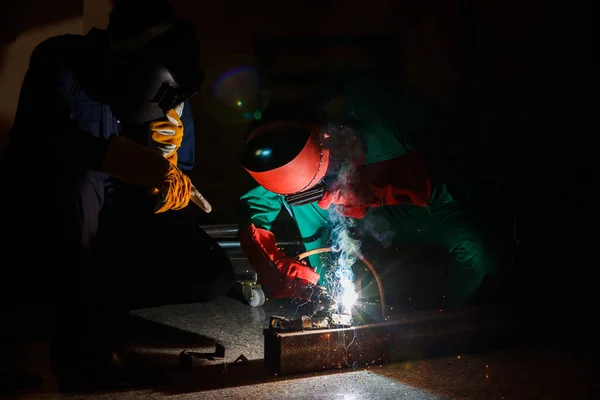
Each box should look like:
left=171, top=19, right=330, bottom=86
left=200, top=224, right=239, bottom=238
left=217, top=240, right=301, bottom=249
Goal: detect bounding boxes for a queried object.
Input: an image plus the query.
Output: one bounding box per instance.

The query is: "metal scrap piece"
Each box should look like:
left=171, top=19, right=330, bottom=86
left=180, top=343, right=226, bottom=369
left=330, top=313, right=352, bottom=326
left=311, top=317, right=330, bottom=329
left=269, top=312, right=354, bottom=332
left=269, top=315, right=313, bottom=331
left=233, top=354, right=249, bottom=366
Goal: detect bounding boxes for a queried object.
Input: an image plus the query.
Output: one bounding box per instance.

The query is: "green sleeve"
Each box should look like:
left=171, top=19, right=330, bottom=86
left=290, top=203, right=333, bottom=276
left=237, top=186, right=330, bottom=280
left=238, top=185, right=283, bottom=231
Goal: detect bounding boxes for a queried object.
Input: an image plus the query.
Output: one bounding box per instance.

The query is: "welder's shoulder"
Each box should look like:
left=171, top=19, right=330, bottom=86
left=29, top=34, right=86, bottom=67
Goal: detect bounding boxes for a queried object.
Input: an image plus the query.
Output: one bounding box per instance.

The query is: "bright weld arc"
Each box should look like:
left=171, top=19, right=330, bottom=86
left=328, top=212, right=361, bottom=316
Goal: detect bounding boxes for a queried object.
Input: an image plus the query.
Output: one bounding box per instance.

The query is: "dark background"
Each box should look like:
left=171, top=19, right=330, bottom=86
left=1, top=0, right=597, bottom=224
left=175, top=0, right=599, bottom=224
left=0, top=4, right=599, bottom=395
left=0, top=0, right=598, bottom=311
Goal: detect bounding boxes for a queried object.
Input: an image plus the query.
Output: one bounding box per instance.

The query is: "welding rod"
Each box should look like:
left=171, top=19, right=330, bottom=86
left=190, top=185, right=212, bottom=213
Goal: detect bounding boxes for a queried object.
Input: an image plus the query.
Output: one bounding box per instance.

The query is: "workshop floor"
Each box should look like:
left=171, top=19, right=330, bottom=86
left=3, top=294, right=599, bottom=400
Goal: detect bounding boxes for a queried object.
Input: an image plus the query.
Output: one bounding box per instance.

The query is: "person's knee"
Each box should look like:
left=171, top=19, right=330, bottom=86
left=190, top=267, right=236, bottom=302
left=449, top=237, right=511, bottom=305
left=198, top=247, right=237, bottom=301
left=452, top=238, right=495, bottom=275
left=178, top=241, right=237, bottom=303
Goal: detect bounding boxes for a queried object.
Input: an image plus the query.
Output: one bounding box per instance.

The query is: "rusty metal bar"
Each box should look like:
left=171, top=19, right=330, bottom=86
left=264, top=304, right=518, bottom=375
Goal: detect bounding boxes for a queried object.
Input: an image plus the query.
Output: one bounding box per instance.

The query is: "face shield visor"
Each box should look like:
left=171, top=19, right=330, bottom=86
left=242, top=122, right=330, bottom=201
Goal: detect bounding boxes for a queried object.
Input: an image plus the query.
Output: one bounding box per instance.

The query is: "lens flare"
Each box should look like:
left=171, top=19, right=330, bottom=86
left=212, top=66, right=262, bottom=123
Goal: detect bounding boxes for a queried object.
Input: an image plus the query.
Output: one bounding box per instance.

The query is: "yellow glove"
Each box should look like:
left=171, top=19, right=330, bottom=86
left=153, top=161, right=192, bottom=213
left=100, top=135, right=191, bottom=213
left=149, top=103, right=184, bottom=167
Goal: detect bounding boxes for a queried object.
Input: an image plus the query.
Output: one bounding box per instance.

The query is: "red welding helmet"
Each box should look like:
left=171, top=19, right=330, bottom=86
left=242, top=121, right=330, bottom=195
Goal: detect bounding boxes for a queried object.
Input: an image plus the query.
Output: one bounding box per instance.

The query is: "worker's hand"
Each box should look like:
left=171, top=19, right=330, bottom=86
left=318, top=151, right=432, bottom=219
left=260, top=257, right=321, bottom=300
left=152, top=162, right=192, bottom=213
left=149, top=103, right=184, bottom=166
left=239, top=224, right=321, bottom=300
left=318, top=166, right=373, bottom=219
left=271, top=258, right=321, bottom=299
left=100, top=135, right=193, bottom=213
left=296, top=284, right=337, bottom=310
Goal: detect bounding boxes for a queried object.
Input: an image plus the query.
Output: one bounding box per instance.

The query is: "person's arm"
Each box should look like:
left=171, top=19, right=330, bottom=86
left=177, top=99, right=195, bottom=172
left=238, top=185, right=320, bottom=299
left=9, top=37, right=109, bottom=170
left=318, top=73, right=480, bottom=218
left=345, top=73, right=481, bottom=203
left=238, top=185, right=283, bottom=232
left=315, top=78, right=431, bottom=218
left=10, top=37, right=193, bottom=213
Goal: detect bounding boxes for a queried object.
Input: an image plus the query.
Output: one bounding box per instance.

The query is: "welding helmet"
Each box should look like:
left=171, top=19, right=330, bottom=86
left=103, top=0, right=205, bottom=125
left=242, top=121, right=330, bottom=205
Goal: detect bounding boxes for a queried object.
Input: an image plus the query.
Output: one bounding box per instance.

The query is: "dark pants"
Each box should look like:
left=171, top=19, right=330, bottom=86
left=1, top=169, right=235, bottom=356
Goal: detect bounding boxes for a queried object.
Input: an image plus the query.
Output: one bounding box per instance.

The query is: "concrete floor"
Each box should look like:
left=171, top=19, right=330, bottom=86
left=3, top=294, right=599, bottom=400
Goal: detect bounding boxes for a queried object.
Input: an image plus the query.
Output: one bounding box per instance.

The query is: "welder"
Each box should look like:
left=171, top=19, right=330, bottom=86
left=0, top=0, right=235, bottom=383
left=238, top=70, right=516, bottom=309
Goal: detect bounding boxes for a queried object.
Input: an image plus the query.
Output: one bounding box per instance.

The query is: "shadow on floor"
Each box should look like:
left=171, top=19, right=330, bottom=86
left=56, top=357, right=363, bottom=397
left=127, top=314, right=217, bottom=348
left=157, top=359, right=285, bottom=395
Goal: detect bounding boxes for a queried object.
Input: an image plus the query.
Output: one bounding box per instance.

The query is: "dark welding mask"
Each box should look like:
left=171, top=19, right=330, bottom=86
left=242, top=121, right=331, bottom=205
left=104, top=17, right=205, bottom=125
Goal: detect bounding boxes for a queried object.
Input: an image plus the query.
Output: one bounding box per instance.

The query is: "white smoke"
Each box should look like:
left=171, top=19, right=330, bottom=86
left=325, top=161, right=363, bottom=315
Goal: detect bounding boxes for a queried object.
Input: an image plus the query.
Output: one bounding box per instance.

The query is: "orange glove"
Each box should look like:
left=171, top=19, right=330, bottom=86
left=100, top=135, right=191, bottom=213
left=149, top=103, right=184, bottom=167
left=239, top=224, right=321, bottom=299
left=153, top=162, right=192, bottom=213
left=318, top=151, right=432, bottom=219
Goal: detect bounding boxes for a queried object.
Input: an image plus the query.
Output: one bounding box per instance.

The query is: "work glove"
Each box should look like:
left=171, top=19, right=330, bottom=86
left=149, top=103, right=184, bottom=167
left=100, top=134, right=192, bottom=213
left=239, top=224, right=321, bottom=300
left=318, top=151, right=432, bottom=219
